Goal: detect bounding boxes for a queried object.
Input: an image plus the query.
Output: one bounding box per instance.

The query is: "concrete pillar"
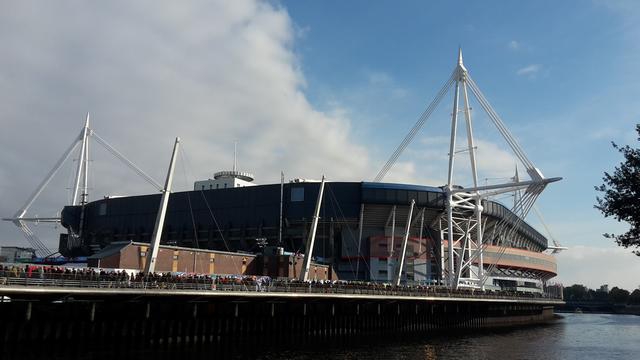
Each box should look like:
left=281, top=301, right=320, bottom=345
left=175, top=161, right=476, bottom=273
left=25, top=302, right=32, bottom=321
left=90, top=303, right=96, bottom=322
left=167, top=319, right=174, bottom=345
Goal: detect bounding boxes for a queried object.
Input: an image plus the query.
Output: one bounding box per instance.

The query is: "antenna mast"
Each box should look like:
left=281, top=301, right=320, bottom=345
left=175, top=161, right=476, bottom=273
left=233, top=140, right=237, bottom=172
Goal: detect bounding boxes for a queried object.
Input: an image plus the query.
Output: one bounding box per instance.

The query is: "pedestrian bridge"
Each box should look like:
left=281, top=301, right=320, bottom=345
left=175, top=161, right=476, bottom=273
left=0, top=275, right=562, bottom=305
left=0, top=275, right=562, bottom=359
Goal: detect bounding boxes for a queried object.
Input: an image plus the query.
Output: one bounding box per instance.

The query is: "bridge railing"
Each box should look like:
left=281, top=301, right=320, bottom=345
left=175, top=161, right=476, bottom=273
left=0, top=272, right=562, bottom=301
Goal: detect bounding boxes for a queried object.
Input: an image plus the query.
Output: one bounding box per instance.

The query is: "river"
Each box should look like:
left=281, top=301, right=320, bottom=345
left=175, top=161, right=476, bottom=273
left=6, top=313, right=639, bottom=359
left=256, top=313, right=640, bottom=360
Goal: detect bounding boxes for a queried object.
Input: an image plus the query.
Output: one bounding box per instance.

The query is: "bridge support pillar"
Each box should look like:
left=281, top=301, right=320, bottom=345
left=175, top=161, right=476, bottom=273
left=25, top=302, right=32, bottom=321
left=90, top=302, right=96, bottom=322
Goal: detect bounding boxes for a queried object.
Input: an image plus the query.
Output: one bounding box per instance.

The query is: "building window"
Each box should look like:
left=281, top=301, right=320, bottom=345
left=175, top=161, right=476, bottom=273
left=216, top=184, right=219, bottom=189
left=291, top=187, right=304, bottom=202
left=418, top=192, right=428, bottom=205
left=397, top=190, right=408, bottom=203
left=224, top=183, right=227, bottom=188
left=201, top=185, right=205, bottom=190
left=99, top=203, right=107, bottom=216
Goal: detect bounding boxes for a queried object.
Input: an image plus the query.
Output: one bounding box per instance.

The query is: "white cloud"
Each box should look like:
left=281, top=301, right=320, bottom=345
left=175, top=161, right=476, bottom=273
left=410, top=136, right=518, bottom=188
left=365, top=70, right=409, bottom=99
left=508, top=40, right=520, bottom=50
left=474, top=139, right=518, bottom=180
left=391, top=87, right=409, bottom=99
left=516, top=64, right=542, bottom=77
left=367, top=71, right=393, bottom=85
left=555, top=245, right=640, bottom=291
left=0, top=1, right=370, bottom=248
left=588, top=126, right=621, bottom=140
left=381, top=161, right=419, bottom=184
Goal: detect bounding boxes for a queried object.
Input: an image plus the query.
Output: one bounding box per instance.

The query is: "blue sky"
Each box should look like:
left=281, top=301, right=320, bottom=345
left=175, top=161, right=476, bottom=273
left=281, top=0, right=640, bottom=288
left=1, top=0, right=639, bottom=289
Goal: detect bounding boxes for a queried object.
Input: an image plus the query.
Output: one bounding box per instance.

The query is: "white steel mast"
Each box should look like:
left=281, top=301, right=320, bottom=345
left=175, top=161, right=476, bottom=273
left=71, top=114, right=90, bottom=206
left=3, top=115, right=164, bottom=257
left=443, top=49, right=485, bottom=289
left=439, top=49, right=561, bottom=290
left=372, top=49, right=561, bottom=290
left=73, top=113, right=91, bottom=241
left=144, top=137, right=181, bottom=274
left=394, top=199, right=415, bottom=286
left=278, top=171, right=284, bottom=246
left=299, top=176, right=326, bottom=282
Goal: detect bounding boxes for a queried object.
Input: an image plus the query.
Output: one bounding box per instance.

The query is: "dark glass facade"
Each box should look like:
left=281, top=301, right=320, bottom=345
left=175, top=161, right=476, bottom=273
left=60, top=181, right=548, bottom=280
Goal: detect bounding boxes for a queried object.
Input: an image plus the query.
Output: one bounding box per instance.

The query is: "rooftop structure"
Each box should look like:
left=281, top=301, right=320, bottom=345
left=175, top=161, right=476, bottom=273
left=193, top=142, right=256, bottom=190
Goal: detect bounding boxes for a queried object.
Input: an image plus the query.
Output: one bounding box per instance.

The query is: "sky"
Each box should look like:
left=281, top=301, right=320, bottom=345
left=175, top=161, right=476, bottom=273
left=0, top=0, right=639, bottom=290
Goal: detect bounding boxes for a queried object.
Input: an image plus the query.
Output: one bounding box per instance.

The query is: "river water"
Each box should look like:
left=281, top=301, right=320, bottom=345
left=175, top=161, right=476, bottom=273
left=256, top=313, right=640, bottom=360
left=7, top=313, right=639, bottom=359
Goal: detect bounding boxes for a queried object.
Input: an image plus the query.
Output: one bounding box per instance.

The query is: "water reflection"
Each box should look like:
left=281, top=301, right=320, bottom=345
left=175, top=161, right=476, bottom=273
left=423, top=344, right=437, bottom=360
left=256, top=314, right=639, bottom=360
left=4, top=314, right=639, bottom=360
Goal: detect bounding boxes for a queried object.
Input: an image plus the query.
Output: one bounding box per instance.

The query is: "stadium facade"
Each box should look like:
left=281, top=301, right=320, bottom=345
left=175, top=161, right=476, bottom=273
left=60, top=175, right=557, bottom=293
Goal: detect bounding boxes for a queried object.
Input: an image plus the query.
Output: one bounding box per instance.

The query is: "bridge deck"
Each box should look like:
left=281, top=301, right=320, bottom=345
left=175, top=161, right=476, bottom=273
left=0, top=282, right=563, bottom=305
left=0, top=277, right=562, bottom=357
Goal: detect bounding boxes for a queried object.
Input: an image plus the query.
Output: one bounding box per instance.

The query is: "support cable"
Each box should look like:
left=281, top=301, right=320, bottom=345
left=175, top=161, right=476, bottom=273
left=532, top=205, right=564, bottom=250
left=16, top=221, right=50, bottom=255
left=199, top=191, right=230, bottom=252
left=326, top=184, right=371, bottom=278
left=179, top=148, right=199, bottom=249
left=480, top=188, right=542, bottom=285
left=466, top=76, right=537, bottom=172
left=5, top=130, right=83, bottom=257
left=374, top=72, right=456, bottom=182
left=91, top=132, right=163, bottom=191
left=14, top=134, right=82, bottom=218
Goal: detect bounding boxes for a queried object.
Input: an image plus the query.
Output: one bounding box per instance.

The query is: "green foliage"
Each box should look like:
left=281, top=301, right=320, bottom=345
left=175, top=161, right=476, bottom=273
left=563, top=284, right=589, bottom=301
left=564, top=284, right=640, bottom=305
left=589, top=288, right=609, bottom=302
left=595, top=124, right=640, bottom=255
left=609, top=286, right=630, bottom=304
left=629, top=289, right=640, bottom=305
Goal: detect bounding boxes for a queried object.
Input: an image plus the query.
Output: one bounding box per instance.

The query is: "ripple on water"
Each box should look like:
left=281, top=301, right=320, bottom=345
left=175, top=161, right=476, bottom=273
left=256, top=313, right=640, bottom=360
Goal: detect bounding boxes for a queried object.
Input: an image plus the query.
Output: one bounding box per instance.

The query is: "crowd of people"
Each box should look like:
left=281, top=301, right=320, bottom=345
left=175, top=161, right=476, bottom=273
left=0, top=264, right=560, bottom=300
left=261, top=278, right=555, bottom=299
left=0, top=264, right=269, bottom=290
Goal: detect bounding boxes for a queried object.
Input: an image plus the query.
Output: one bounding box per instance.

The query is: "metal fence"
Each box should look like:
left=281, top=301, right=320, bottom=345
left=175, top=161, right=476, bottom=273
left=0, top=273, right=562, bottom=301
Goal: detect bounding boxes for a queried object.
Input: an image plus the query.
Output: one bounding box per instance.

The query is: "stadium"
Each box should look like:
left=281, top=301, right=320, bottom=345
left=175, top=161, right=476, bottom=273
left=59, top=169, right=557, bottom=293
left=8, top=50, right=560, bottom=293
